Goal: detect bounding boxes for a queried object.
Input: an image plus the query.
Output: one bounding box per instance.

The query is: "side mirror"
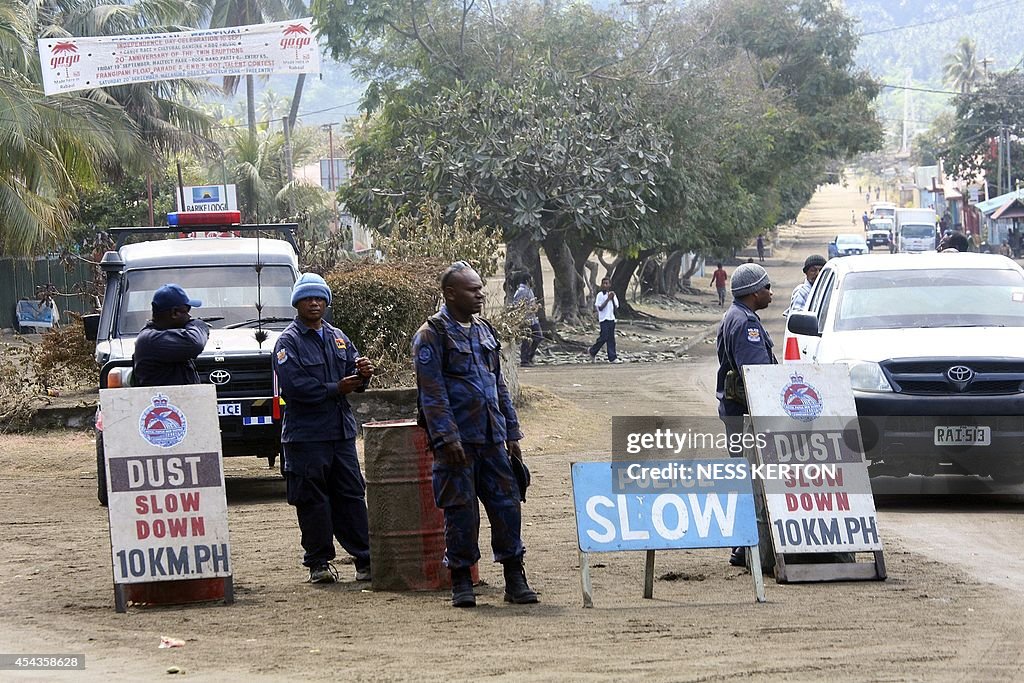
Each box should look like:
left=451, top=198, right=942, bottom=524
left=787, top=311, right=821, bottom=337
left=83, top=313, right=100, bottom=341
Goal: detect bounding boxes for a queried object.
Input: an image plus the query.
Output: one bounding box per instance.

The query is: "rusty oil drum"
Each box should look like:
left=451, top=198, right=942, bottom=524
left=363, top=419, right=476, bottom=590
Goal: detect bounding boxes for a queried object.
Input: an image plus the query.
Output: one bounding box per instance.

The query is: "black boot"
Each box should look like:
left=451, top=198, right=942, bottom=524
left=450, top=567, right=475, bottom=608
left=502, top=557, right=539, bottom=604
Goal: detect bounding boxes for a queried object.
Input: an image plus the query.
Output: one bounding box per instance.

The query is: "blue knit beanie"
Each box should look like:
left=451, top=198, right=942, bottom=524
left=291, top=273, right=332, bottom=307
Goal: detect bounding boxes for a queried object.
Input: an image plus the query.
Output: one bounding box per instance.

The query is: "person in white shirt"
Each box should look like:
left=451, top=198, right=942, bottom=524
left=588, top=277, right=622, bottom=363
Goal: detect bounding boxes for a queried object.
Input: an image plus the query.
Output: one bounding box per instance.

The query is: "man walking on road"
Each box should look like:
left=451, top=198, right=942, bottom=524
left=274, top=273, right=375, bottom=585
left=413, top=262, right=538, bottom=608
left=709, top=264, right=728, bottom=307
left=756, top=235, right=765, bottom=262
left=512, top=273, right=543, bottom=366
left=589, top=277, right=621, bottom=363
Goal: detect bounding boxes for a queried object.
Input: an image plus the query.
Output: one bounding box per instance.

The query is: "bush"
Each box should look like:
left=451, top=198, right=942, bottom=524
left=326, top=258, right=444, bottom=387
left=32, top=314, right=98, bottom=390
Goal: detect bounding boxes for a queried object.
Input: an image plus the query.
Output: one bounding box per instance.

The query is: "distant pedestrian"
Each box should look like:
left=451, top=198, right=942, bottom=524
left=589, top=277, right=621, bottom=363
left=875, top=187, right=880, bottom=200
left=865, top=192, right=870, bottom=204
left=861, top=212, right=870, bottom=229
left=851, top=210, right=856, bottom=225
left=512, top=273, right=543, bottom=366
left=709, top=263, right=728, bottom=307
left=756, top=234, right=765, bottom=262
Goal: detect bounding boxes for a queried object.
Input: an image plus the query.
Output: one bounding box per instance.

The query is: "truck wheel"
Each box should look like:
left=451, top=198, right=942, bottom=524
left=97, top=432, right=109, bottom=506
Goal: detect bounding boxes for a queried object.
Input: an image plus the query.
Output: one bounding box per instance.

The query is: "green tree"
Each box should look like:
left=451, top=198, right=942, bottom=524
left=943, top=37, right=984, bottom=95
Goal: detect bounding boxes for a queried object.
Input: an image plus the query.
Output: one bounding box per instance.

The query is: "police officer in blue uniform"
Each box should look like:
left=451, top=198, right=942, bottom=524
left=274, top=273, right=374, bottom=584
left=716, top=262, right=777, bottom=419
left=133, top=284, right=209, bottom=386
left=715, top=262, right=777, bottom=568
left=413, top=261, right=538, bottom=608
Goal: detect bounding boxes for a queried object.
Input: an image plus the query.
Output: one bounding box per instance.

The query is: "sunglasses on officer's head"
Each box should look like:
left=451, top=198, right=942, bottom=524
left=763, top=283, right=771, bottom=290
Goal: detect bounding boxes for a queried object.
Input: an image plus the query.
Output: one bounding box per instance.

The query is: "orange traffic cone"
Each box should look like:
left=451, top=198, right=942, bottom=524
left=783, top=335, right=801, bottom=361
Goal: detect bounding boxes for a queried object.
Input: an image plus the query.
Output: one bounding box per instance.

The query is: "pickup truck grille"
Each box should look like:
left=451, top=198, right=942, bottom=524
left=883, top=359, right=1024, bottom=395
left=196, top=356, right=274, bottom=398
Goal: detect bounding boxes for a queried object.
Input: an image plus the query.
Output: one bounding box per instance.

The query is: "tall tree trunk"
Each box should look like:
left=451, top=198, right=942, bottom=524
left=542, top=232, right=580, bottom=323
left=662, top=250, right=684, bottom=294
left=504, top=229, right=546, bottom=324
left=609, top=248, right=657, bottom=317
left=568, top=238, right=594, bottom=318
left=288, top=74, right=306, bottom=132
left=679, top=253, right=701, bottom=289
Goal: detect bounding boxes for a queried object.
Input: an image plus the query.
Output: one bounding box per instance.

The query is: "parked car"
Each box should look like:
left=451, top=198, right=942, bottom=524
left=828, top=234, right=869, bottom=259
left=783, top=253, right=1024, bottom=482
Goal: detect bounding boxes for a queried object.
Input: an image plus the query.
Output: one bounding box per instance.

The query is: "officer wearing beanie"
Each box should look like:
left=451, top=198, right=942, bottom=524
left=715, top=262, right=777, bottom=567
left=133, top=284, right=209, bottom=387
left=274, top=273, right=375, bottom=584
left=784, top=254, right=826, bottom=317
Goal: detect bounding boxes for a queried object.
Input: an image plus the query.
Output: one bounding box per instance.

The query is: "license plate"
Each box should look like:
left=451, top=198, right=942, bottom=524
left=218, top=403, right=242, bottom=417
left=934, top=425, right=991, bottom=446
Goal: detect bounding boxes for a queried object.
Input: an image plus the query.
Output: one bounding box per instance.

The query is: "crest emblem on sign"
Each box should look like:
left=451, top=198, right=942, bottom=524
left=780, top=373, right=823, bottom=422
left=139, top=394, right=188, bottom=448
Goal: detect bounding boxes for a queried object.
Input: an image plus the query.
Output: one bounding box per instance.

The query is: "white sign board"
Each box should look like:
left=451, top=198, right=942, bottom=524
left=100, top=385, right=231, bottom=584
left=39, top=18, right=319, bottom=96
left=175, top=184, right=238, bottom=213
left=743, top=363, right=883, bottom=555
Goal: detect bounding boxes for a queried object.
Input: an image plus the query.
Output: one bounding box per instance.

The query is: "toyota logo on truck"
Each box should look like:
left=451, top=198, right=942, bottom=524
left=209, top=369, right=231, bottom=385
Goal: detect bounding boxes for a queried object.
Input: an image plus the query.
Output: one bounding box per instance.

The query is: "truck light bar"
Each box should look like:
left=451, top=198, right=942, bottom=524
left=167, top=211, right=242, bottom=226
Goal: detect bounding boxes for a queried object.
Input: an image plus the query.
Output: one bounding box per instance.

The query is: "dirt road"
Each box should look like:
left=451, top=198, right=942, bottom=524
left=2, top=183, right=1023, bottom=681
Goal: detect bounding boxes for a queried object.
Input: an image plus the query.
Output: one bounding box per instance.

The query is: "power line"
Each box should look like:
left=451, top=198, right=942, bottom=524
left=857, top=0, right=1023, bottom=37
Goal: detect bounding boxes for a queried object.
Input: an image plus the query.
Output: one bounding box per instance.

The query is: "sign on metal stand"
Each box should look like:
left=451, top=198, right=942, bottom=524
left=743, top=363, right=886, bottom=583
left=571, top=461, right=765, bottom=607
left=100, top=385, right=233, bottom=612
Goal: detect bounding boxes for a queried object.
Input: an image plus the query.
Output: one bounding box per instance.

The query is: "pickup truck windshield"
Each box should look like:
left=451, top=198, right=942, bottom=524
left=835, top=269, right=1024, bottom=331
left=118, top=265, right=296, bottom=335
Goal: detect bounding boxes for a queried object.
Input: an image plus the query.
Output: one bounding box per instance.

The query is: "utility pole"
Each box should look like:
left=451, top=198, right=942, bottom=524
left=997, top=122, right=1004, bottom=196
left=1006, top=124, right=1013, bottom=195
left=321, top=123, right=340, bottom=232
left=283, top=117, right=294, bottom=184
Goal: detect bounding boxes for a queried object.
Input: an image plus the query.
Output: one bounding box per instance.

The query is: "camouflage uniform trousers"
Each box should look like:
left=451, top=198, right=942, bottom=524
left=431, top=442, right=525, bottom=569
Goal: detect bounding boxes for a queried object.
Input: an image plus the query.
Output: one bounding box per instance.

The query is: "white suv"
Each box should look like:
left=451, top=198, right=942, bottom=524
left=783, top=252, right=1024, bottom=483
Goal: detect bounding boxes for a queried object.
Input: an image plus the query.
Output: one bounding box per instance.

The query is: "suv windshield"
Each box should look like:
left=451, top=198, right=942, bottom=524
left=119, top=265, right=296, bottom=335
left=837, top=235, right=864, bottom=245
left=835, top=269, right=1024, bottom=331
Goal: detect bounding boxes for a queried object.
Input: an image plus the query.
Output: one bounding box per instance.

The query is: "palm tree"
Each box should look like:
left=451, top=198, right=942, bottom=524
left=0, top=3, right=147, bottom=255
left=206, top=0, right=308, bottom=138
left=943, top=37, right=984, bottom=94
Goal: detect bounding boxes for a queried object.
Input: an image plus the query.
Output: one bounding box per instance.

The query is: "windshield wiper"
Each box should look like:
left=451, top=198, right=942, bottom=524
left=224, top=317, right=293, bottom=329
left=199, top=316, right=225, bottom=323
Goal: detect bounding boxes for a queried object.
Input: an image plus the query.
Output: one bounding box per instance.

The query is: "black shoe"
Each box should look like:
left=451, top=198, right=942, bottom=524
left=450, top=568, right=476, bottom=608
left=502, top=558, right=539, bottom=604
left=307, top=563, right=339, bottom=584
left=729, top=548, right=746, bottom=568
left=355, top=561, right=371, bottom=582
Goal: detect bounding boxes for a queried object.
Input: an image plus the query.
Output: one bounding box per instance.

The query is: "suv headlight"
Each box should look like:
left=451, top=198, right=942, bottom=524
left=842, top=360, right=893, bottom=393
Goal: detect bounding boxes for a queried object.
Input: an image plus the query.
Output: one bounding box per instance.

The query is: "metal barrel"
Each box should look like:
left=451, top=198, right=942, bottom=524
left=363, top=419, right=475, bottom=590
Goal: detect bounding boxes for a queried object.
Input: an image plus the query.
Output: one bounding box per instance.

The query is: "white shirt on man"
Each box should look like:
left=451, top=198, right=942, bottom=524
left=595, top=291, right=617, bottom=322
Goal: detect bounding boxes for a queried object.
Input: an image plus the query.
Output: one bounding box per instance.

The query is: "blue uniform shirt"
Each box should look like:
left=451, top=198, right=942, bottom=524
left=274, top=318, right=364, bottom=443
left=133, top=319, right=209, bottom=386
left=716, top=300, right=777, bottom=413
left=413, top=305, right=522, bottom=450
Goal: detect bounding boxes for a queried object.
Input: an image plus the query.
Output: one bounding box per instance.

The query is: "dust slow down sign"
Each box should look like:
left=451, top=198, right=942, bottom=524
left=100, top=385, right=232, bottom=612
left=743, top=363, right=886, bottom=583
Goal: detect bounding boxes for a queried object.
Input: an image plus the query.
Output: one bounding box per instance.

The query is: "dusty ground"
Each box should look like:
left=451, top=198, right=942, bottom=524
left=2, top=183, right=1024, bottom=681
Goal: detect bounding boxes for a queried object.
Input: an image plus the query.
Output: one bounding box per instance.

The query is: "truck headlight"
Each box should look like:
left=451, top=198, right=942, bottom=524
left=843, top=360, right=893, bottom=393
left=105, top=367, right=134, bottom=388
